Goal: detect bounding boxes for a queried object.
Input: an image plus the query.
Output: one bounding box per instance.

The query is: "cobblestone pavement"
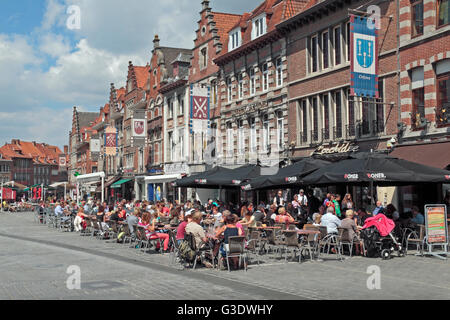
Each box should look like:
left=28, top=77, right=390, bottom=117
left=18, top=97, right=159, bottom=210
left=0, top=211, right=449, bottom=300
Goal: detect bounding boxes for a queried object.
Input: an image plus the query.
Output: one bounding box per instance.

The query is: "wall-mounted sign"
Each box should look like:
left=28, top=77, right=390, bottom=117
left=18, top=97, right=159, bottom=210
left=132, top=119, right=146, bottom=138
left=350, top=15, right=379, bottom=98
left=235, top=101, right=268, bottom=117
left=312, top=142, right=360, bottom=156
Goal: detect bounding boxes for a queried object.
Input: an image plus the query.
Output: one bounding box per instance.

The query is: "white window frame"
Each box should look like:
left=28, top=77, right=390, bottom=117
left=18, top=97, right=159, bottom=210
left=167, top=131, right=173, bottom=162
left=249, top=117, right=257, bottom=153
left=238, top=73, right=244, bottom=99
left=311, top=35, right=319, bottom=73
left=333, top=25, right=342, bottom=66
left=229, top=28, right=242, bottom=51
left=249, top=68, right=256, bottom=96
left=346, top=21, right=351, bottom=62
left=238, top=119, right=245, bottom=155
left=262, top=63, right=269, bottom=92
left=262, top=114, right=269, bottom=152
left=252, top=14, right=267, bottom=40
left=227, top=122, right=234, bottom=156
left=178, top=128, right=184, bottom=160
left=227, top=77, right=232, bottom=102
left=322, top=30, right=329, bottom=70
left=276, top=57, right=283, bottom=87
left=277, top=112, right=284, bottom=151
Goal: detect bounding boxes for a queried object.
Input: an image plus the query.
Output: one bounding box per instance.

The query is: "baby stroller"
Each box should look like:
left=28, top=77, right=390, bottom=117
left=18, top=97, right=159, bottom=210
left=360, top=214, right=405, bottom=260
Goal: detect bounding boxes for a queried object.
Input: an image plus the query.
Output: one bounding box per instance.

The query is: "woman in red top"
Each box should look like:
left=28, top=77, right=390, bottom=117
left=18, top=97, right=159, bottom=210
left=176, top=211, right=192, bottom=245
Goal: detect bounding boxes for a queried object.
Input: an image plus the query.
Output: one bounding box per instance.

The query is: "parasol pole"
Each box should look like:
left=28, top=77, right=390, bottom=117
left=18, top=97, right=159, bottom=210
left=1, top=181, right=3, bottom=212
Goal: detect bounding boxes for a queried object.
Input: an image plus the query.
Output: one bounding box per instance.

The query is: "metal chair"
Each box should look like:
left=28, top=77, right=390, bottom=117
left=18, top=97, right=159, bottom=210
left=225, top=236, right=247, bottom=272
left=282, top=230, right=301, bottom=263
left=264, top=228, right=284, bottom=255
left=405, top=224, right=426, bottom=256
left=299, top=231, right=319, bottom=262
left=135, top=226, right=150, bottom=253
left=246, top=230, right=264, bottom=265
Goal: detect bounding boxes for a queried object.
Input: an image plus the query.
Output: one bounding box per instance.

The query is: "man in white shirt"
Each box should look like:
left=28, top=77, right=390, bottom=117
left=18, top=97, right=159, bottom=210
left=297, top=189, right=308, bottom=207
left=320, top=206, right=342, bottom=234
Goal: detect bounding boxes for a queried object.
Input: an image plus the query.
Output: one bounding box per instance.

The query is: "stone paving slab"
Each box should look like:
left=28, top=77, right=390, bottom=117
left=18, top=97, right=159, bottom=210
left=0, top=211, right=449, bottom=300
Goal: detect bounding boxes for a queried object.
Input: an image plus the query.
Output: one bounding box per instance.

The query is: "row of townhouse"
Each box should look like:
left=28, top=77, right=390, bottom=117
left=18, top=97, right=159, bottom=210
left=0, top=139, right=68, bottom=187
left=69, top=0, right=450, bottom=205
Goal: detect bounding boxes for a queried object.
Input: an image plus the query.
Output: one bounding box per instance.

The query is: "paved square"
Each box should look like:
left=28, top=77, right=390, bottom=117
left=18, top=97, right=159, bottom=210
left=0, top=211, right=449, bottom=300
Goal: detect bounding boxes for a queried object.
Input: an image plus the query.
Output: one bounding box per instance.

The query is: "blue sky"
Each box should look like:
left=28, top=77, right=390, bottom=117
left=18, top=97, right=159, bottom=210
left=0, top=0, right=262, bottom=149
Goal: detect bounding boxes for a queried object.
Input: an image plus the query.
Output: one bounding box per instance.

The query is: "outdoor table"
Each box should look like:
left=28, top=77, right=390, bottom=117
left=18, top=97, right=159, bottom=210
left=255, top=226, right=281, bottom=230
left=297, top=230, right=320, bottom=235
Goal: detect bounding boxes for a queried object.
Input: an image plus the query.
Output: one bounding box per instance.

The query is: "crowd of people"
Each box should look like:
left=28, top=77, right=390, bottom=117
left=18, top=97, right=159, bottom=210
left=31, top=188, right=450, bottom=267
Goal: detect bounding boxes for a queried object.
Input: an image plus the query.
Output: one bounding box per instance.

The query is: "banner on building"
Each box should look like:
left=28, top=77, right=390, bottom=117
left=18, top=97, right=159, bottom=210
left=190, top=84, right=210, bottom=133
left=132, top=110, right=147, bottom=147
left=350, top=15, right=379, bottom=98
left=104, top=126, right=118, bottom=156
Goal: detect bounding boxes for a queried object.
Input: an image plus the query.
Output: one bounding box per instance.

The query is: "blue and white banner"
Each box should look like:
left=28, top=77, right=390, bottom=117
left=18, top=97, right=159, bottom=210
left=350, top=15, right=379, bottom=98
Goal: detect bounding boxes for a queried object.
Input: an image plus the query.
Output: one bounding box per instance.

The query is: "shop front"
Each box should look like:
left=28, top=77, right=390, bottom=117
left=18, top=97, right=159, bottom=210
left=145, top=173, right=183, bottom=203
left=111, top=178, right=134, bottom=201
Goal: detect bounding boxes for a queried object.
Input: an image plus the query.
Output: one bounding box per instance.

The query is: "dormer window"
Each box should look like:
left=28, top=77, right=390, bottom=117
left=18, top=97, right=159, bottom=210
left=229, top=28, right=241, bottom=51
left=252, top=14, right=266, bottom=40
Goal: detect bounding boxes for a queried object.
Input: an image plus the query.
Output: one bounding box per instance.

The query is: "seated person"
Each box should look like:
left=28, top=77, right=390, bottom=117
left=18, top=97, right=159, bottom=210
left=215, top=214, right=243, bottom=268
left=253, top=205, right=267, bottom=224
left=274, top=207, right=295, bottom=224
left=185, top=211, right=213, bottom=268
left=320, top=206, right=341, bottom=234
left=138, top=212, right=170, bottom=253
left=240, top=210, right=257, bottom=228
left=312, top=212, right=322, bottom=227
left=340, top=210, right=364, bottom=255
left=411, top=206, right=425, bottom=225
left=176, top=210, right=193, bottom=246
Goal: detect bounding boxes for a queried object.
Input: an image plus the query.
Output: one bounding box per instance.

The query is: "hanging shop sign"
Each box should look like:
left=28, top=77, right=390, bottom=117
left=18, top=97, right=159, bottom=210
left=350, top=15, right=379, bottom=98
left=312, top=141, right=360, bottom=156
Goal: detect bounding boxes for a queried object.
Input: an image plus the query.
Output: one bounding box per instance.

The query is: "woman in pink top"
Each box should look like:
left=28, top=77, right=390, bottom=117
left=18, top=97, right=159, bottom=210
left=138, top=212, right=170, bottom=253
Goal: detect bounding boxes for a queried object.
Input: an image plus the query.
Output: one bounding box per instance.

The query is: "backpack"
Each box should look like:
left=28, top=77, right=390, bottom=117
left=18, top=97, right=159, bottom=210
left=178, top=240, right=196, bottom=262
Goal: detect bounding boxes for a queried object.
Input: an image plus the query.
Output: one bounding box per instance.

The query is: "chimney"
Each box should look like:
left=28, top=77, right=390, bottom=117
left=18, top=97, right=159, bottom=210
left=153, top=35, right=160, bottom=49
left=202, top=0, right=210, bottom=11
left=64, top=145, right=68, bottom=154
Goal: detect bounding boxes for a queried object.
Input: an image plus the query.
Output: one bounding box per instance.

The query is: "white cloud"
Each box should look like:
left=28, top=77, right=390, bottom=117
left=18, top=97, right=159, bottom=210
left=0, top=0, right=262, bottom=149
left=0, top=108, right=73, bottom=148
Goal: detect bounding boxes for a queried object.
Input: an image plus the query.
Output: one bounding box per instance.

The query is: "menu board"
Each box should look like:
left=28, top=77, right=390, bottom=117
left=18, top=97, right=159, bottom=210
left=425, top=205, right=448, bottom=244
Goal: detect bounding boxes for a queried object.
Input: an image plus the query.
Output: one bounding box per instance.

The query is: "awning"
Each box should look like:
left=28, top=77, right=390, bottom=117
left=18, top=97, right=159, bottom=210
left=145, top=174, right=182, bottom=184
left=111, top=179, right=132, bottom=189
left=390, top=141, right=450, bottom=170
left=76, top=172, right=106, bottom=184
left=105, top=176, right=121, bottom=188
left=50, top=182, right=68, bottom=188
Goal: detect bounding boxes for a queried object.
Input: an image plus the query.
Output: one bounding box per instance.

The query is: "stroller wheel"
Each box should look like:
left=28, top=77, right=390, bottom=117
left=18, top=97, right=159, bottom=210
left=381, top=249, right=391, bottom=260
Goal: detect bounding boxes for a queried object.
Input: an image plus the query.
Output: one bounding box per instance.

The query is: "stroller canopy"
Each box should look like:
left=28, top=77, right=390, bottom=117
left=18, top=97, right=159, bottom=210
left=361, top=214, right=396, bottom=237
